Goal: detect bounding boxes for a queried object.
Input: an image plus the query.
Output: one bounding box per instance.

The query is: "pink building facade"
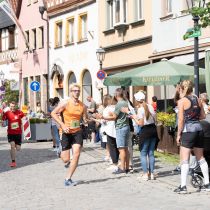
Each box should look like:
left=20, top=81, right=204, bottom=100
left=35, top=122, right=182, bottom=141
left=18, top=0, right=48, bottom=112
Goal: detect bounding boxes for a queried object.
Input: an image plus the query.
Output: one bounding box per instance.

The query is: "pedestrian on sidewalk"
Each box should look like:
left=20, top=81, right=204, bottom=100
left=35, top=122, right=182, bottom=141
left=2, top=101, right=25, bottom=167
left=122, top=90, right=158, bottom=180
left=51, top=97, right=62, bottom=156
left=174, top=80, right=210, bottom=194
left=86, top=96, right=97, bottom=143
left=95, top=95, right=117, bottom=167
left=100, top=88, right=130, bottom=174
left=51, top=83, right=88, bottom=186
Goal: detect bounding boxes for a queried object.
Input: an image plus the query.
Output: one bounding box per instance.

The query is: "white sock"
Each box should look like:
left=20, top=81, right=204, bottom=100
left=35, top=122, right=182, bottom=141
left=181, top=162, right=189, bottom=187
left=199, top=159, right=209, bottom=185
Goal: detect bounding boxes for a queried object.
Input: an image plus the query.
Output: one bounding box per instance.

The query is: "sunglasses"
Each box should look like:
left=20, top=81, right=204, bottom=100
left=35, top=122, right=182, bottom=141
left=71, top=90, right=80, bottom=92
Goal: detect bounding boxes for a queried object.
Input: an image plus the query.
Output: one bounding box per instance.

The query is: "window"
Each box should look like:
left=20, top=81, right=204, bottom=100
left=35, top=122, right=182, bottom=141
left=8, top=26, right=15, bottom=50
left=167, top=0, right=172, bottom=13
left=2, top=29, right=8, bottom=51
left=37, top=26, right=44, bottom=48
left=31, top=29, right=36, bottom=49
left=55, top=21, right=63, bottom=47
left=137, top=0, right=143, bottom=20
left=25, top=31, right=29, bottom=43
left=113, top=0, right=127, bottom=25
left=161, top=0, right=173, bottom=17
left=23, top=78, right=28, bottom=106
left=27, top=0, right=31, bottom=6
left=66, top=18, right=74, bottom=44
left=35, top=76, right=41, bottom=103
left=78, top=13, right=87, bottom=41
left=106, top=0, right=114, bottom=29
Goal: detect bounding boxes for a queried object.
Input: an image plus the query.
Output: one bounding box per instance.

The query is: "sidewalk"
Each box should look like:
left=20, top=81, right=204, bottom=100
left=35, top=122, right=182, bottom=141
left=0, top=136, right=210, bottom=210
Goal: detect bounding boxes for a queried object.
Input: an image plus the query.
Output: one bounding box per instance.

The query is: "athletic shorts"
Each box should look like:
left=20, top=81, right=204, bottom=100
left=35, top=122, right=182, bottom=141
left=61, top=130, right=83, bottom=151
left=88, top=121, right=96, bottom=132
left=180, top=131, right=204, bottom=149
left=8, top=134, right=22, bottom=145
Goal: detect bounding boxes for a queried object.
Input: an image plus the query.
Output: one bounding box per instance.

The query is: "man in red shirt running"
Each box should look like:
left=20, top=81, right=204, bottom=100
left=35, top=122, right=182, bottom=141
left=2, top=101, right=25, bottom=167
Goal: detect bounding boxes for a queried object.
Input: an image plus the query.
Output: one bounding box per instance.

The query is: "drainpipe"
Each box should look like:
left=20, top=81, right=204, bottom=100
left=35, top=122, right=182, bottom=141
left=39, top=4, right=49, bottom=111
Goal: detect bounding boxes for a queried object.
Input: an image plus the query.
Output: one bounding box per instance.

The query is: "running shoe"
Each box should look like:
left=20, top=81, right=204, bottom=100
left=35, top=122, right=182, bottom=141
left=64, top=179, right=77, bottom=187
left=9, top=162, right=16, bottom=167
left=112, top=167, right=125, bottom=174
left=174, top=185, right=187, bottom=194
left=64, top=161, right=71, bottom=168
left=200, top=184, right=210, bottom=192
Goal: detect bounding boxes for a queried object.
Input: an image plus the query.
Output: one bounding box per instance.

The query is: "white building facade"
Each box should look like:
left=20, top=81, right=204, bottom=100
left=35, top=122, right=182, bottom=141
left=47, top=0, right=101, bottom=104
left=149, top=0, right=210, bottom=102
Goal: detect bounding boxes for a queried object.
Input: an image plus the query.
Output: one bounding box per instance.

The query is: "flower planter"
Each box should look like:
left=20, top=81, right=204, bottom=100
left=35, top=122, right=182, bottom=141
left=29, top=122, right=52, bottom=141
left=157, top=125, right=179, bottom=154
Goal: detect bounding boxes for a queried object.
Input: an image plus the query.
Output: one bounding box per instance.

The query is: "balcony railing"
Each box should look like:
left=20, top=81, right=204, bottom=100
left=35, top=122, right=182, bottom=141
left=0, top=48, right=18, bottom=64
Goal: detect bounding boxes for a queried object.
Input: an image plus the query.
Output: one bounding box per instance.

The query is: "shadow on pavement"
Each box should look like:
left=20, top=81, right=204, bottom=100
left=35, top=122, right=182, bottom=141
left=77, top=175, right=127, bottom=185
left=79, top=160, right=105, bottom=167
left=0, top=147, right=58, bottom=174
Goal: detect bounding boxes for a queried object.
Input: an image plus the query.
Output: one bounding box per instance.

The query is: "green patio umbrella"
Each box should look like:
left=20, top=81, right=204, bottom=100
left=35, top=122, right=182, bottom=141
left=104, top=59, right=205, bottom=86
left=205, top=49, right=210, bottom=97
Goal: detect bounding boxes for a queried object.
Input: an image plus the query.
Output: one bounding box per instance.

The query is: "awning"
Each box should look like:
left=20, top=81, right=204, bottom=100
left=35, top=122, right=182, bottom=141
left=50, top=64, right=64, bottom=80
left=169, top=52, right=205, bottom=64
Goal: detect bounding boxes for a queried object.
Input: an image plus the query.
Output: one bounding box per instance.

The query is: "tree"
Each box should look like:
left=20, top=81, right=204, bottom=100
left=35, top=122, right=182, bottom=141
left=189, top=2, right=210, bottom=28
left=1, top=80, right=19, bottom=104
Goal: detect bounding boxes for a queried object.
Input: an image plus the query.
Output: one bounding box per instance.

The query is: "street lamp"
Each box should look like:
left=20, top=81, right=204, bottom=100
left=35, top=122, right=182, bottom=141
left=186, top=0, right=206, bottom=96
left=96, top=47, right=106, bottom=102
left=96, top=47, right=106, bottom=70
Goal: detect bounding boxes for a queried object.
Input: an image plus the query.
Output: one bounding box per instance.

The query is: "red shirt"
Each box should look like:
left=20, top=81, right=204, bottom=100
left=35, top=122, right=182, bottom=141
left=3, top=110, right=24, bottom=134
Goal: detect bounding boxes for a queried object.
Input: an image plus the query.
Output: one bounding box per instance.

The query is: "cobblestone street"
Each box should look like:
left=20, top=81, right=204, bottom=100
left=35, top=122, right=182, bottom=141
left=0, top=127, right=210, bottom=210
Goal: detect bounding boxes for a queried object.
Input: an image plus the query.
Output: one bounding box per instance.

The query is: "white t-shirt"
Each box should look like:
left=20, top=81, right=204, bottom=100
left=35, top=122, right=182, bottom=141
left=137, top=104, right=156, bottom=125
left=100, top=105, right=116, bottom=138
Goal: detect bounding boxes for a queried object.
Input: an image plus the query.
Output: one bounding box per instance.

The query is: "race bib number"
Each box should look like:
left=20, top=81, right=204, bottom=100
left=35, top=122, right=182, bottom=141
left=69, top=120, right=80, bottom=129
left=11, top=122, right=19, bottom=129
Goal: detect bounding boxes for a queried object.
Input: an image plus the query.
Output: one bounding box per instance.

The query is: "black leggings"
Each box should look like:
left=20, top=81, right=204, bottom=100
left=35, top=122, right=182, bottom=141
left=107, top=135, right=119, bottom=164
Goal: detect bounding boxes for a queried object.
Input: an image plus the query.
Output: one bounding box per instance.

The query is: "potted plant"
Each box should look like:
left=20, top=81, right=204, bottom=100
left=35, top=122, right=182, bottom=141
left=29, top=117, right=52, bottom=141
left=157, top=112, right=176, bottom=135
left=156, top=111, right=178, bottom=154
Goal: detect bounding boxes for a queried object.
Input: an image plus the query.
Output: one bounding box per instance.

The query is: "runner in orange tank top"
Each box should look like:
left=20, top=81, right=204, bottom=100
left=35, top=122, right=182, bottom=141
left=51, top=83, right=88, bottom=186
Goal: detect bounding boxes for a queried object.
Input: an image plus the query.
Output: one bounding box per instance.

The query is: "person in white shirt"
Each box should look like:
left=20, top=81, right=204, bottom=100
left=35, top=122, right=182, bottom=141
left=122, top=90, right=158, bottom=180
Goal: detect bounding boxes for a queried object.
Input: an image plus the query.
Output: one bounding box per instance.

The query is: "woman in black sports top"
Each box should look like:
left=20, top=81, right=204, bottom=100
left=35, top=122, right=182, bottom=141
left=174, top=80, right=210, bottom=194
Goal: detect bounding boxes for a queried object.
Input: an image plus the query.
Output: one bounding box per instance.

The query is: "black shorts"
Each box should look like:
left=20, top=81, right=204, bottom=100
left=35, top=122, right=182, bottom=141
left=8, top=134, right=22, bottom=145
left=181, top=131, right=204, bottom=149
left=61, top=130, right=83, bottom=151
left=88, top=121, right=96, bottom=132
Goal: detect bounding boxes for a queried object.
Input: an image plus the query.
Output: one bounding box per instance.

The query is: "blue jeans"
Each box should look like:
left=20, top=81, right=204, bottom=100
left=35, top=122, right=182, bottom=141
left=140, top=137, right=156, bottom=173
left=52, top=125, right=61, bottom=148
left=116, top=126, right=130, bottom=148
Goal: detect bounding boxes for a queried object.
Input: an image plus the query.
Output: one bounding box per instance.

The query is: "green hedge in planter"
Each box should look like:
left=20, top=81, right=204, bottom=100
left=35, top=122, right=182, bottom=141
left=157, top=112, right=176, bottom=127
left=29, top=118, right=48, bottom=124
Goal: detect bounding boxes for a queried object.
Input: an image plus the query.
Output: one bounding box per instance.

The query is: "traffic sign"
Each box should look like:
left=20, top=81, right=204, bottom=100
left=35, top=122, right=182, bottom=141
left=30, top=81, right=40, bottom=92
left=97, top=70, right=106, bottom=80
